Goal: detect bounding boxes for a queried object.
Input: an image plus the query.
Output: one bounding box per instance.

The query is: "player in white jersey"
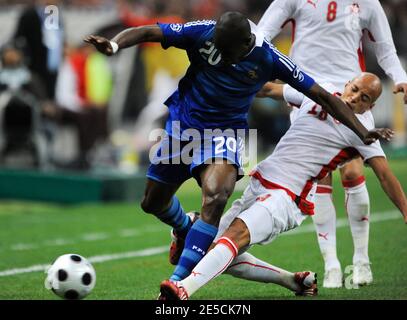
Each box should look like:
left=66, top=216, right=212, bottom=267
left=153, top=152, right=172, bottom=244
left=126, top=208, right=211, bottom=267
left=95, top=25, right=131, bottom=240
left=257, top=0, right=407, bottom=288
left=158, top=73, right=407, bottom=300
left=258, top=0, right=407, bottom=94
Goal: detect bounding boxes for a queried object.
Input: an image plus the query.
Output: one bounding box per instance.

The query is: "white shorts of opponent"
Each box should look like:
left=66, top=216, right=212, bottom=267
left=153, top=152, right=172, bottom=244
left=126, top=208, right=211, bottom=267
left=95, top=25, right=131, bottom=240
left=214, top=178, right=308, bottom=252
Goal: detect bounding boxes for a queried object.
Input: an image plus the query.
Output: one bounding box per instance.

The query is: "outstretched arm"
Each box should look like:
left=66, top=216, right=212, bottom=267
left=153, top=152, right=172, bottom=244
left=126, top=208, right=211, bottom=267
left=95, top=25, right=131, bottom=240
left=368, top=156, right=407, bottom=223
left=84, top=25, right=163, bottom=56
left=258, top=0, right=297, bottom=41
left=367, top=0, right=407, bottom=103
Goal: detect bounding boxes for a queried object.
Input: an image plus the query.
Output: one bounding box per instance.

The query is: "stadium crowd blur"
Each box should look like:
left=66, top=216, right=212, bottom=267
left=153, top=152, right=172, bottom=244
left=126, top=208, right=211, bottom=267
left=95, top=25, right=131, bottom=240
left=0, top=0, right=406, bottom=172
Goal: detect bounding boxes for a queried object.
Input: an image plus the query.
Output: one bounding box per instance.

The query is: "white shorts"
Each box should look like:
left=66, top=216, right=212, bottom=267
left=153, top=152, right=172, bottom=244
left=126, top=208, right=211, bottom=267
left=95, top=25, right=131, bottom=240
left=215, top=178, right=307, bottom=250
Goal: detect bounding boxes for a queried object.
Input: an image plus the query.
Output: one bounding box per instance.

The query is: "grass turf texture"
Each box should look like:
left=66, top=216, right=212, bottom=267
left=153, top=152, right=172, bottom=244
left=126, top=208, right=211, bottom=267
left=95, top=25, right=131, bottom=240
left=0, top=159, right=406, bottom=300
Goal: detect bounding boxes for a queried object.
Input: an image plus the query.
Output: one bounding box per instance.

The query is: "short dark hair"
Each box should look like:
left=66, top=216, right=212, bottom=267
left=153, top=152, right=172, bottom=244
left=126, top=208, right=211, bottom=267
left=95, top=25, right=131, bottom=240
left=215, top=11, right=251, bottom=44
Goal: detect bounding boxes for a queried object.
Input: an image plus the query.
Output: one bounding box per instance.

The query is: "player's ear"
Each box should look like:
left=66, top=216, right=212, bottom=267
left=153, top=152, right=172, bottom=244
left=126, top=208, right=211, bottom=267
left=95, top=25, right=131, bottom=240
left=244, top=35, right=252, bottom=46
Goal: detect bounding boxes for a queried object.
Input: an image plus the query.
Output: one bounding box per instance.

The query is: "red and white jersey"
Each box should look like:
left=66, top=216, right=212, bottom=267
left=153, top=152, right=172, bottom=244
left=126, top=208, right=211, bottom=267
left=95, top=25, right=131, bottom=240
left=253, top=83, right=385, bottom=201
left=258, top=0, right=407, bottom=89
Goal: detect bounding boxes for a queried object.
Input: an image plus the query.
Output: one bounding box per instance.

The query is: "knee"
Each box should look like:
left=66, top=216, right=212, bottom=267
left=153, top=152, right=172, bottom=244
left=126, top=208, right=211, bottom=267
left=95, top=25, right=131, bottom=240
left=140, top=196, right=168, bottom=215
left=203, top=190, right=230, bottom=207
left=221, top=218, right=251, bottom=250
left=140, top=197, right=155, bottom=214
left=341, top=163, right=364, bottom=181
left=342, top=170, right=362, bottom=182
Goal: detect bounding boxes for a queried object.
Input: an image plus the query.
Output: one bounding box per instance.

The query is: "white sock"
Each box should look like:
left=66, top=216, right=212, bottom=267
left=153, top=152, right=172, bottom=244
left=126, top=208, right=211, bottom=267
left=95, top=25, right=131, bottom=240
left=180, top=237, right=237, bottom=298
left=312, top=186, right=341, bottom=271
left=224, top=252, right=300, bottom=292
left=343, top=177, right=370, bottom=264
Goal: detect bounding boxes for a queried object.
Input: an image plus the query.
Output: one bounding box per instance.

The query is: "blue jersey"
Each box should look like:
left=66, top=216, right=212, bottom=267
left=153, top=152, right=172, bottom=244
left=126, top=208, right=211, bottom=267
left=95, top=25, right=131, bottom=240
left=158, top=20, right=315, bottom=135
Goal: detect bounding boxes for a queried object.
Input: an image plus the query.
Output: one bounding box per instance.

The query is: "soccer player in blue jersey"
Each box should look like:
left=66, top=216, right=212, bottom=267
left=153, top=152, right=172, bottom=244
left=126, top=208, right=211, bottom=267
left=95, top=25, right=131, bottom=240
left=84, top=12, right=388, bottom=287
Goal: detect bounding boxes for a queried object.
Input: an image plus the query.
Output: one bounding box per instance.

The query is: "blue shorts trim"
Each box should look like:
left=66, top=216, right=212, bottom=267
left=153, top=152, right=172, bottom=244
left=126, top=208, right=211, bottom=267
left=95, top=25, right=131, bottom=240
left=146, top=173, right=180, bottom=186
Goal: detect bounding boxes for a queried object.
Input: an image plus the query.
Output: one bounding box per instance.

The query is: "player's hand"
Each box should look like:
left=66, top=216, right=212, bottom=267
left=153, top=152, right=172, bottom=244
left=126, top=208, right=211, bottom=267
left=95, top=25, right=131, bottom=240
left=256, top=82, right=274, bottom=98
left=393, top=83, right=407, bottom=104
left=84, top=35, right=114, bottom=56
left=363, top=128, right=394, bottom=145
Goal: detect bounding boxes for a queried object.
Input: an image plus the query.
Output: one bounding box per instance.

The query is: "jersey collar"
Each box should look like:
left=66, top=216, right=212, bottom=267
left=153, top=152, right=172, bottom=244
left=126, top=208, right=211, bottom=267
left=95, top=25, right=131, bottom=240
left=245, top=20, right=265, bottom=57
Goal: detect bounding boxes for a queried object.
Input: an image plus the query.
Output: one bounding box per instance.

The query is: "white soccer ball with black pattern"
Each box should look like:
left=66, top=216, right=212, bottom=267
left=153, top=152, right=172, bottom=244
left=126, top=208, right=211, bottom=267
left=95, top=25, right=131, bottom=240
left=44, top=254, right=96, bottom=300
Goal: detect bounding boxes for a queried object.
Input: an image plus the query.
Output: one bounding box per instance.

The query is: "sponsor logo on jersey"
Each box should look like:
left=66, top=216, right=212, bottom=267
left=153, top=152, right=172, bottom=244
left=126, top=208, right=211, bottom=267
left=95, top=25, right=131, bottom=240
left=293, top=67, right=305, bottom=82
left=170, top=23, right=183, bottom=32
left=345, top=3, right=361, bottom=31
left=306, top=0, right=319, bottom=8
left=248, top=70, right=258, bottom=80
left=351, top=3, right=360, bottom=14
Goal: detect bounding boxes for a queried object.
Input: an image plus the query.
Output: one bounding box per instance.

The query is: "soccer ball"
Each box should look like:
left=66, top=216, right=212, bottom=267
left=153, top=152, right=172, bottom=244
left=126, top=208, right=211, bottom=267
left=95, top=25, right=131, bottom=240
left=44, top=254, right=96, bottom=300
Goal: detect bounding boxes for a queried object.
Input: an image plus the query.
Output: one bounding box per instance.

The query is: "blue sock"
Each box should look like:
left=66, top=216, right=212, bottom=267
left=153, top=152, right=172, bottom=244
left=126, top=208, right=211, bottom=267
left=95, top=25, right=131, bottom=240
left=170, top=219, right=218, bottom=281
left=156, top=196, right=191, bottom=239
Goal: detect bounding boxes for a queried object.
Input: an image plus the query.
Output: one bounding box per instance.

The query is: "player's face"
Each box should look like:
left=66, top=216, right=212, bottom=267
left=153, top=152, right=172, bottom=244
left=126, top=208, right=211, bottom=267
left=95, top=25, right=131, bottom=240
left=218, top=47, right=242, bottom=65
left=214, top=33, right=253, bottom=65
left=342, top=79, right=375, bottom=114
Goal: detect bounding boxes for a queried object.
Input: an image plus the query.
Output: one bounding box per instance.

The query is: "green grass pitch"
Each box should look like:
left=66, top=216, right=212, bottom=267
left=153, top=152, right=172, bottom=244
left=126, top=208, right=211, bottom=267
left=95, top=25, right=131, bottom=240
left=0, top=159, right=406, bottom=300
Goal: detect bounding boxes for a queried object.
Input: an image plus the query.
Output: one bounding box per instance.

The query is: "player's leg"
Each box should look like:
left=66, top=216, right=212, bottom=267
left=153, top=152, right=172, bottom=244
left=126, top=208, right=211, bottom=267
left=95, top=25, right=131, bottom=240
left=160, top=188, right=316, bottom=299
left=161, top=186, right=317, bottom=299
left=312, top=173, right=342, bottom=288
left=141, top=178, right=194, bottom=238
left=224, top=252, right=310, bottom=292
left=159, top=218, right=246, bottom=300
left=340, top=158, right=372, bottom=285
left=173, top=218, right=249, bottom=298
left=141, top=133, right=194, bottom=241
left=170, top=160, right=237, bottom=281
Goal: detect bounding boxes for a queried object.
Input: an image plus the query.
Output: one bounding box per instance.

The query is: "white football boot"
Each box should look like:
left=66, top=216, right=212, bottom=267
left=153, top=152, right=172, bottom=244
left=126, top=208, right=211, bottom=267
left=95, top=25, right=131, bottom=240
left=353, top=262, right=373, bottom=286
left=323, top=268, right=343, bottom=288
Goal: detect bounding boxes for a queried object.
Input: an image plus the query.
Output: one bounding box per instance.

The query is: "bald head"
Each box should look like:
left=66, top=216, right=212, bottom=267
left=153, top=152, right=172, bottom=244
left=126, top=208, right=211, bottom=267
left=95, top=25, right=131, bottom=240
left=214, top=12, right=254, bottom=65
left=343, top=72, right=382, bottom=114
left=353, top=72, right=382, bottom=101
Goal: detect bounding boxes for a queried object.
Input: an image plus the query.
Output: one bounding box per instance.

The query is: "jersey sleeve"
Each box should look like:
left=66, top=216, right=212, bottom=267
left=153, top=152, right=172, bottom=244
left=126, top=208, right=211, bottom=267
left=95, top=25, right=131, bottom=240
left=258, top=0, right=297, bottom=41
left=267, top=46, right=316, bottom=94
left=283, top=84, right=305, bottom=107
left=158, top=20, right=216, bottom=50
left=365, top=0, right=407, bottom=84
left=354, top=139, right=386, bottom=163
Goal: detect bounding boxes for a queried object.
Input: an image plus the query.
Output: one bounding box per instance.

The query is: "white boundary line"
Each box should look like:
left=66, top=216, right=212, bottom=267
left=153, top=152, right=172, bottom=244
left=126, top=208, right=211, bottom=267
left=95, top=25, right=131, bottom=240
left=0, top=246, right=168, bottom=277
left=0, top=210, right=401, bottom=277
left=5, top=225, right=167, bottom=252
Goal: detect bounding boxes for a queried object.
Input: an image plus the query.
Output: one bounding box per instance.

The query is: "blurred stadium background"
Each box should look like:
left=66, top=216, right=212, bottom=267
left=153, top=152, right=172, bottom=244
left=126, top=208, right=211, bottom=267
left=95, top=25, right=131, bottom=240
left=0, top=0, right=406, bottom=300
